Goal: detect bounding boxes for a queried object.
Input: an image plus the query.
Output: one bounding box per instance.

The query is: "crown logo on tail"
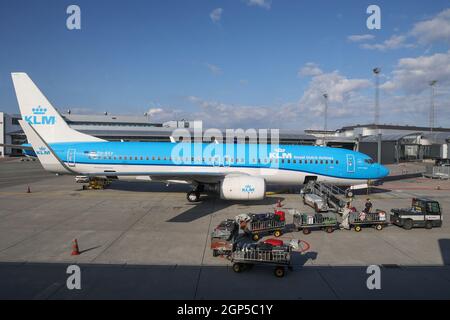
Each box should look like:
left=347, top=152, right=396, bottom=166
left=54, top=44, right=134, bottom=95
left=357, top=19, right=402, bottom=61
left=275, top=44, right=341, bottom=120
left=32, top=106, right=47, bottom=115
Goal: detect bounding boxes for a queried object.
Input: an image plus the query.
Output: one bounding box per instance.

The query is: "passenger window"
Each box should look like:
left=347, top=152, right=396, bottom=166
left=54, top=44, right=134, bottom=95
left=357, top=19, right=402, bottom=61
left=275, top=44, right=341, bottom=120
left=146, top=156, right=149, bottom=160
left=152, top=156, right=155, bottom=160
left=315, top=160, right=318, bottom=164
left=336, top=160, right=339, bottom=164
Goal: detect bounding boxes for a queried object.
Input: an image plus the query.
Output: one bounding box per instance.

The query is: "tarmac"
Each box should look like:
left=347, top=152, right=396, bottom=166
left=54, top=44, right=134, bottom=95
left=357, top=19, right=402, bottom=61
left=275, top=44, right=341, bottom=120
left=0, top=158, right=449, bottom=299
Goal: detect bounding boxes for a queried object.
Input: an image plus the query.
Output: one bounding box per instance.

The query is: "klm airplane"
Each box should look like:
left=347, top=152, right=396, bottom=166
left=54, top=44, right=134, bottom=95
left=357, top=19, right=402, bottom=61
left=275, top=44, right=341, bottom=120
left=8, top=73, right=389, bottom=202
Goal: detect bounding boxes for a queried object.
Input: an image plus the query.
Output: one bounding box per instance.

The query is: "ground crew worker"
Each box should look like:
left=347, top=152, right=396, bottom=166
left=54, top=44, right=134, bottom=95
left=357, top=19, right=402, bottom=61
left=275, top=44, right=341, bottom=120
left=364, top=198, right=373, bottom=214
left=340, top=202, right=351, bottom=230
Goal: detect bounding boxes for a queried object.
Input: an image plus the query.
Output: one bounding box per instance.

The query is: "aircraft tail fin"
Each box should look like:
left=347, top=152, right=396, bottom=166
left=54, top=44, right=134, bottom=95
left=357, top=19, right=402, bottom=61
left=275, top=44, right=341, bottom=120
left=11, top=73, right=104, bottom=143
left=18, top=120, right=72, bottom=174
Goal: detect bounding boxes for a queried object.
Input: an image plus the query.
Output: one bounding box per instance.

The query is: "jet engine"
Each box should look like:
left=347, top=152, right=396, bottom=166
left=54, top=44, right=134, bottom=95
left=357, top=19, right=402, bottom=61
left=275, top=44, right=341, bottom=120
left=220, top=176, right=266, bottom=200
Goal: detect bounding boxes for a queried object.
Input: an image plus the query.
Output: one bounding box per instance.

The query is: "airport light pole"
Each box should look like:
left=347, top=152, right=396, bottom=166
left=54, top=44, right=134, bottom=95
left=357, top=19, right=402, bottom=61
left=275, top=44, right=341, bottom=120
left=323, top=93, right=328, bottom=131
left=429, top=80, right=437, bottom=133
left=373, top=67, right=381, bottom=126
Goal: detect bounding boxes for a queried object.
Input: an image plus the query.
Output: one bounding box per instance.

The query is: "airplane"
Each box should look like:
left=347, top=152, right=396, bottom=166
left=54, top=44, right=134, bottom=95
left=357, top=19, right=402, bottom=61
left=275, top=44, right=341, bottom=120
left=7, top=72, right=389, bottom=202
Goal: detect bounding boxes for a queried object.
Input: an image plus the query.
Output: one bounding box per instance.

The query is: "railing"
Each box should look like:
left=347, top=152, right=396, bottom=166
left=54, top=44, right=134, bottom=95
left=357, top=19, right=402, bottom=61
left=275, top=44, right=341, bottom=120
left=232, top=249, right=290, bottom=264
left=293, top=213, right=337, bottom=226
left=349, top=211, right=387, bottom=224
left=248, top=219, right=285, bottom=232
left=304, top=181, right=346, bottom=209
left=433, top=166, right=450, bottom=178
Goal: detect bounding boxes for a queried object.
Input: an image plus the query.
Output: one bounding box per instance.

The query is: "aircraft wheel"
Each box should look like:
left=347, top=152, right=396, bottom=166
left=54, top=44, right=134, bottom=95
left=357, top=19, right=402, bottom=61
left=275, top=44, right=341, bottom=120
left=354, top=225, right=362, bottom=232
left=375, top=224, right=383, bottom=231
left=425, top=221, right=433, bottom=229
left=187, top=191, right=200, bottom=202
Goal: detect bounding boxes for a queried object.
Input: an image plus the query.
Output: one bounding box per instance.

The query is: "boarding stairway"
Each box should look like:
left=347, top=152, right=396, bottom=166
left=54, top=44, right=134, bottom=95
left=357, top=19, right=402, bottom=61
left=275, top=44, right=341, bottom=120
left=302, top=181, right=349, bottom=212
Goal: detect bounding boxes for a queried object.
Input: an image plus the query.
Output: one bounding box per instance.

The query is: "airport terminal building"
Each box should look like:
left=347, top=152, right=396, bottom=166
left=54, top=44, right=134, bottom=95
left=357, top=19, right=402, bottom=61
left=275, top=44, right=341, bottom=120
left=1, top=111, right=450, bottom=164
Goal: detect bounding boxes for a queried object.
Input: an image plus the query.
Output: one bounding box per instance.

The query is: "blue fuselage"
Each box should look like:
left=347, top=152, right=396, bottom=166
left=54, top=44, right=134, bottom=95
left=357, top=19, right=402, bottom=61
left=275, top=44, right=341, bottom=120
left=46, top=141, right=389, bottom=182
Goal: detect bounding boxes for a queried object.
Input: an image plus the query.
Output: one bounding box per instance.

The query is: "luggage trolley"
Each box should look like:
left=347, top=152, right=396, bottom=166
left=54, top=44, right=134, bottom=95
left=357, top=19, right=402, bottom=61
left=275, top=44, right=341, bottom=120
left=349, top=210, right=388, bottom=232
left=210, top=219, right=239, bottom=257
left=230, top=246, right=292, bottom=278
left=246, top=219, right=286, bottom=241
left=290, top=209, right=338, bottom=235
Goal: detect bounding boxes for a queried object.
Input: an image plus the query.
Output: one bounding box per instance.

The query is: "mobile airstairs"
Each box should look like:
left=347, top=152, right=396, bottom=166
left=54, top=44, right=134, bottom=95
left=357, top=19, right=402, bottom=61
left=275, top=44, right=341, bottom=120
left=301, top=181, right=350, bottom=213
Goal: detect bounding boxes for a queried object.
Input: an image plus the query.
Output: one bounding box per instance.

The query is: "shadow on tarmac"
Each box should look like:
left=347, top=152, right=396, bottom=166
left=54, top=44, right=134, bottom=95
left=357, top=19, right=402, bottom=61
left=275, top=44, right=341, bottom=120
left=167, top=196, right=285, bottom=223
left=1, top=255, right=450, bottom=299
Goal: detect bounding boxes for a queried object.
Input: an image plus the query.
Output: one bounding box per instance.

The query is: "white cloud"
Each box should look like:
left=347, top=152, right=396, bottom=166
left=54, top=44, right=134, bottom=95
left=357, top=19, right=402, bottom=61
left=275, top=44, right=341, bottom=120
left=355, top=9, right=450, bottom=51
left=210, top=8, right=223, bottom=23
left=179, top=67, right=372, bottom=129
left=361, top=34, right=414, bottom=51
left=347, top=34, right=375, bottom=42
left=205, top=63, right=222, bottom=75
left=245, top=0, right=271, bottom=9
left=299, top=70, right=371, bottom=115
left=411, top=8, right=450, bottom=44
left=298, top=63, right=323, bottom=77
left=381, top=50, right=450, bottom=94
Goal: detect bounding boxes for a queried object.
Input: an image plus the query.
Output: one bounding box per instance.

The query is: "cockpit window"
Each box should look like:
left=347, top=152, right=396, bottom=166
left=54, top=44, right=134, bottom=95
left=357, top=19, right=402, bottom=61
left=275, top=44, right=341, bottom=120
left=364, top=158, right=374, bottom=164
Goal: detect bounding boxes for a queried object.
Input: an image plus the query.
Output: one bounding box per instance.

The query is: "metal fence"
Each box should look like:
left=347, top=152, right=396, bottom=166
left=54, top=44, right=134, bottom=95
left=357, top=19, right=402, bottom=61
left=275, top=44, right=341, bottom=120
left=433, top=166, right=450, bottom=179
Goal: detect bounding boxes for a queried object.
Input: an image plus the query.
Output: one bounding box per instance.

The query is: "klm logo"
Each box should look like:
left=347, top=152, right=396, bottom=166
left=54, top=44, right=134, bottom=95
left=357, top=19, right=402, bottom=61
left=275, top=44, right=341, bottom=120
left=242, top=184, right=255, bottom=193
left=36, top=146, right=50, bottom=156
left=24, top=106, right=56, bottom=125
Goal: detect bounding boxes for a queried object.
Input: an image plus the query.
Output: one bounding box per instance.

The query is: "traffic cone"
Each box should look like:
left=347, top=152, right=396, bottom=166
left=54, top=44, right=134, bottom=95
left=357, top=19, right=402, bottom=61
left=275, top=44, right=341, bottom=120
left=27, top=186, right=31, bottom=193
left=71, top=239, right=80, bottom=256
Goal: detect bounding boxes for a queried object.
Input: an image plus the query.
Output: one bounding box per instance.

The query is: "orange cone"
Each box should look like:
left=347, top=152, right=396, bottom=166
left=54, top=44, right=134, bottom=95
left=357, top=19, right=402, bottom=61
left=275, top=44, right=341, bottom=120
left=71, top=239, right=80, bottom=256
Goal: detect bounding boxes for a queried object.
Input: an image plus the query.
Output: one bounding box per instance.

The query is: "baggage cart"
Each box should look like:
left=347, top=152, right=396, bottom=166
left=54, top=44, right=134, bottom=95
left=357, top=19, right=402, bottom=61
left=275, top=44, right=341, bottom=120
left=245, top=218, right=286, bottom=241
left=210, top=219, right=238, bottom=256
left=349, top=210, right=388, bottom=232
left=291, top=210, right=338, bottom=235
left=230, top=245, right=292, bottom=278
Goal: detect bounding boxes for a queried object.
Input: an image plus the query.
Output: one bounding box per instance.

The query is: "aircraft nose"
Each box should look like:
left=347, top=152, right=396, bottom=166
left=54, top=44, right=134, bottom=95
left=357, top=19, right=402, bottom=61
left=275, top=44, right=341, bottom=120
left=378, top=164, right=389, bottom=178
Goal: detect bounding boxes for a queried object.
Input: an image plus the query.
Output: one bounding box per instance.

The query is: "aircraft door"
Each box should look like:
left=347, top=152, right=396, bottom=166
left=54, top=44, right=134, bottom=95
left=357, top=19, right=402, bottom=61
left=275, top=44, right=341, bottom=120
left=346, top=154, right=355, bottom=173
left=67, top=149, right=76, bottom=167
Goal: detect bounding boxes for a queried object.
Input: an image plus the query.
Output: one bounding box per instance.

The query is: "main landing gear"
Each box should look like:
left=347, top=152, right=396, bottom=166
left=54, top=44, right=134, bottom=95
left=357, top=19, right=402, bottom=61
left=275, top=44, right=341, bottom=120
left=186, top=185, right=204, bottom=203
left=187, top=190, right=201, bottom=202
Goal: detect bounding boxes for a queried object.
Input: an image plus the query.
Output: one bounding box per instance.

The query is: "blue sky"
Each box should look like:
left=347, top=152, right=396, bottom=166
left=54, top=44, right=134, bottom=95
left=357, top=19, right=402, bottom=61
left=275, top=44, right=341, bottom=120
left=0, top=0, right=449, bottom=129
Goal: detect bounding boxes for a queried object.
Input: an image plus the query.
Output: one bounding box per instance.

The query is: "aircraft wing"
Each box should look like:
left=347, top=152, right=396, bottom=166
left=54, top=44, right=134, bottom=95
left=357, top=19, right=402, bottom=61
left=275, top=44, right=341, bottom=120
left=88, top=171, right=246, bottom=184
